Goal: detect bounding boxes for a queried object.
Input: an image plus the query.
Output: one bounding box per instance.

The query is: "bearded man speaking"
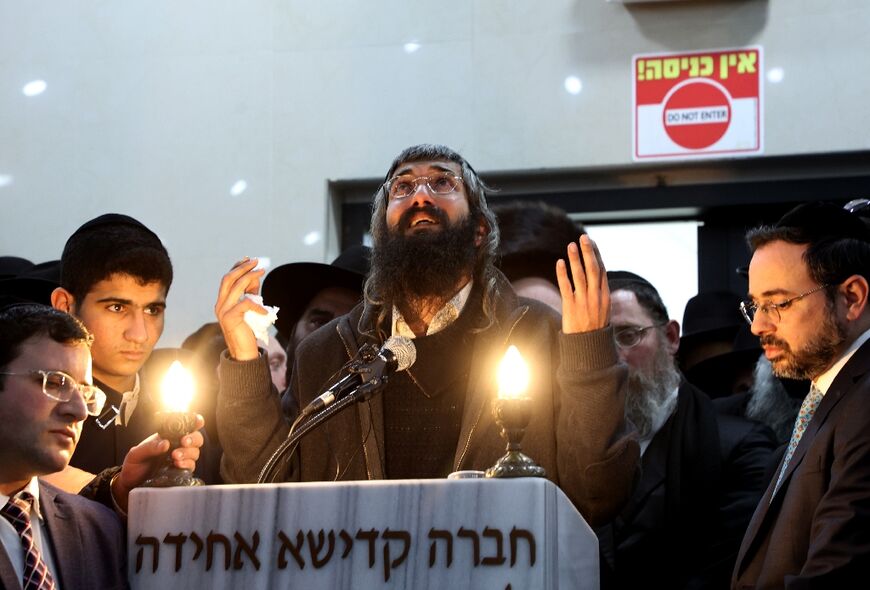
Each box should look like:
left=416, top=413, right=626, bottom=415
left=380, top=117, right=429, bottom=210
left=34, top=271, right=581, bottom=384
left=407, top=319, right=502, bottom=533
left=214, top=144, right=639, bottom=526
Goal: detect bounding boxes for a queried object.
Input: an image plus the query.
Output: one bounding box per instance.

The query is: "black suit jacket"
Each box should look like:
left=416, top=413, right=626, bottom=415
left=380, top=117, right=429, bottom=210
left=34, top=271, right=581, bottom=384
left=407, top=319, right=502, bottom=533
left=732, top=339, right=870, bottom=589
left=602, top=380, right=777, bottom=590
left=0, top=480, right=127, bottom=590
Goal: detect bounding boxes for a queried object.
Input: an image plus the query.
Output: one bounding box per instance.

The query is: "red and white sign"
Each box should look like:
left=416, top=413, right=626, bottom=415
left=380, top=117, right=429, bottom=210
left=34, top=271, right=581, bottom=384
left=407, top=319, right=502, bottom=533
left=633, top=47, right=763, bottom=161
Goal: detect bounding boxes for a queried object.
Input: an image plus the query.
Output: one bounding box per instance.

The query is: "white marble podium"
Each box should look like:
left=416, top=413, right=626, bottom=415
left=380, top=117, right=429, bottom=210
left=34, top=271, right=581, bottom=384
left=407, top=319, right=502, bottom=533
left=128, top=478, right=599, bottom=589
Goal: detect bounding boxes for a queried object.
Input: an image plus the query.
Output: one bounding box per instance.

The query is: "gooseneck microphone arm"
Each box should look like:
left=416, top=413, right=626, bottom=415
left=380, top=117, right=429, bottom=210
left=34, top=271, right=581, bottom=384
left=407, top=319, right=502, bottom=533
left=256, top=337, right=416, bottom=484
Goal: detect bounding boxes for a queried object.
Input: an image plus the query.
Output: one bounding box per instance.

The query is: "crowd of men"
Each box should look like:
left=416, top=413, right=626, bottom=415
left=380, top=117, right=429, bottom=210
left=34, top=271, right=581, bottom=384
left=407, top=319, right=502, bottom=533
left=2, top=143, right=869, bottom=588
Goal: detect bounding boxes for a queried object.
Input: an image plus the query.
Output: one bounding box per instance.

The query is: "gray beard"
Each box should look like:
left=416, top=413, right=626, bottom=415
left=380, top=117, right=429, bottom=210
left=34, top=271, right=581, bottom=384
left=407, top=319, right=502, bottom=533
left=625, top=346, right=682, bottom=440
left=746, top=356, right=803, bottom=444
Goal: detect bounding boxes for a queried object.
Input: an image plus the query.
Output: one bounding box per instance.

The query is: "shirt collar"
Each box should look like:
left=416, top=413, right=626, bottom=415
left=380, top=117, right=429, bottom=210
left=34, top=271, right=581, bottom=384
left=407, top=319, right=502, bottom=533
left=0, top=478, right=44, bottom=523
left=814, top=327, right=870, bottom=394
left=115, top=373, right=141, bottom=426
left=392, top=280, right=473, bottom=339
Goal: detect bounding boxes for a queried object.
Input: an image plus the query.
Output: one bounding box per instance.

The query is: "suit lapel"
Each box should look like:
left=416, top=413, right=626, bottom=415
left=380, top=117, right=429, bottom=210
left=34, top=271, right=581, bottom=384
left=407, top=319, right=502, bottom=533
left=0, top=546, right=21, bottom=590
left=38, top=480, right=82, bottom=590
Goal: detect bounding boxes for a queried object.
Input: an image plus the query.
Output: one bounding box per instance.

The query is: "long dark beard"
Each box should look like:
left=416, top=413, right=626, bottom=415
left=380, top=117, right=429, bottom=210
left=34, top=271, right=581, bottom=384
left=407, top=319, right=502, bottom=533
left=370, top=205, right=479, bottom=303
left=760, top=310, right=847, bottom=380
left=624, top=340, right=682, bottom=439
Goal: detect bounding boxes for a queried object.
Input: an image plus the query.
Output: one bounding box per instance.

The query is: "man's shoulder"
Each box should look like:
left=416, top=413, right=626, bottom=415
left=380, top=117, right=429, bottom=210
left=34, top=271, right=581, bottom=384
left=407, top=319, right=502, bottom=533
left=509, top=296, right=562, bottom=338
left=38, top=479, right=123, bottom=531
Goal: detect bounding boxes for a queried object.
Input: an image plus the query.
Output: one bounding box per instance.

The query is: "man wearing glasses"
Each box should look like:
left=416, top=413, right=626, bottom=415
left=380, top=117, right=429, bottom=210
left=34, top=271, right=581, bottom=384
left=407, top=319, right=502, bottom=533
left=732, top=202, right=870, bottom=588
left=0, top=303, right=204, bottom=589
left=215, top=144, right=639, bottom=528
left=597, top=271, right=776, bottom=589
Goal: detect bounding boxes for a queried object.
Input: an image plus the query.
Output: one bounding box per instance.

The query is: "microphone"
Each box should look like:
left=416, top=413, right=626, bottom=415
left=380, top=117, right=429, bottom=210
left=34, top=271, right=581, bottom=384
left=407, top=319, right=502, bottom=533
left=300, top=336, right=416, bottom=417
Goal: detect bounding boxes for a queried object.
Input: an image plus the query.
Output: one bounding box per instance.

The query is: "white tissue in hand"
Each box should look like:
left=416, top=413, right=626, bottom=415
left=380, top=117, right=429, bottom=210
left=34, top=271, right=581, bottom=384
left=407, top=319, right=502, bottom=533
left=243, top=294, right=279, bottom=345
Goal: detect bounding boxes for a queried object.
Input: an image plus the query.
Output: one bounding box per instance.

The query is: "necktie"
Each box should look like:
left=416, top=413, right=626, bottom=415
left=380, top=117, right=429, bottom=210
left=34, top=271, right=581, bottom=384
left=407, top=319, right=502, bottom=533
left=1, top=492, right=58, bottom=590
left=771, top=384, right=825, bottom=499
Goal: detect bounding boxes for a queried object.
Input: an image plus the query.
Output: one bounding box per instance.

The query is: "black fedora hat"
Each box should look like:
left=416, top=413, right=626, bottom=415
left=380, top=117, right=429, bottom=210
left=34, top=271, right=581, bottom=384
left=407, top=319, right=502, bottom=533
left=0, top=260, right=61, bottom=307
left=0, top=256, right=34, bottom=279
left=681, top=290, right=744, bottom=346
left=262, top=245, right=371, bottom=341
left=684, top=323, right=762, bottom=398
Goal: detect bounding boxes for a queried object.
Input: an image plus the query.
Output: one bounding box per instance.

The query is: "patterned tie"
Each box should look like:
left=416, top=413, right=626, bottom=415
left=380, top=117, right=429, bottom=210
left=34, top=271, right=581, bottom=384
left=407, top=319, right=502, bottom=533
left=771, top=383, right=825, bottom=499
left=0, top=492, right=58, bottom=590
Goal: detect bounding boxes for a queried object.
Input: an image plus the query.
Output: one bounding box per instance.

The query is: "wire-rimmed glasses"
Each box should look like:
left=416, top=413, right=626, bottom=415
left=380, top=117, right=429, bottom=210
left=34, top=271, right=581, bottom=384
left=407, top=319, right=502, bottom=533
left=383, top=172, right=463, bottom=200
left=739, top=284, right=830, bottom=325
left=614, top=324, right=666, bottom=348
left=0, top=370, right=106, bottom=416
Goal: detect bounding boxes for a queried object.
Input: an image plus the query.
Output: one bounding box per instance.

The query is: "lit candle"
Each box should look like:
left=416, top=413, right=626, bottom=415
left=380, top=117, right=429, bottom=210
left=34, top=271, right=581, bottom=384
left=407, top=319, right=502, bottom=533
left=161, top=360, right=195, bottom=412
left=497, top=345, right=530, bottom=400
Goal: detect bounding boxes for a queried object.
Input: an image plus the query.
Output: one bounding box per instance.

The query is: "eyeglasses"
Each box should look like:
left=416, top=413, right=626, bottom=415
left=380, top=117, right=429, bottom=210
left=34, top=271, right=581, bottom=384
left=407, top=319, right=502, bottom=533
left=614, top=324, right=666, bottom=348
left=383, top=172, right=463, bottom=200
left=739, top=284, right=830, bottom=325
left=0, top=370, right=106, bottom=416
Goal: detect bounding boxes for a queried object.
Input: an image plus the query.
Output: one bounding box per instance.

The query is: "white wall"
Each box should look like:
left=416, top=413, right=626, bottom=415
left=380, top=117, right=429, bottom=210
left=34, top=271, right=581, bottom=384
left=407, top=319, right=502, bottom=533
left=2, top=1, right=868, bottom=345
left=586, top=221, right=699, bottom=326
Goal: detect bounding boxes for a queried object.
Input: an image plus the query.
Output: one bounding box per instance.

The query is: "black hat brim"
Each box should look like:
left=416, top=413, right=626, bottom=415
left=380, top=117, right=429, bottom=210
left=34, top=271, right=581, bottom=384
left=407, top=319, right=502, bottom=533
left=261, top=263, right=365, bottom=340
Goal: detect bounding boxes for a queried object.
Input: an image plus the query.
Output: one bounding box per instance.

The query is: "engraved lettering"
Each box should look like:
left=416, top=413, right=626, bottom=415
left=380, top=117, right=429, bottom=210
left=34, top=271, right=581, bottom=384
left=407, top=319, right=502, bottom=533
left=458, top=527, right=480, bottom=566
left=277, top=530, right=305, bottom=569
left=233, top=531, right=261, bottom=570
left=135, top=535, right=160, bottom=573
left=428, top=528, right=453, bottom=568
left=163, top=533, right=187, bottom=572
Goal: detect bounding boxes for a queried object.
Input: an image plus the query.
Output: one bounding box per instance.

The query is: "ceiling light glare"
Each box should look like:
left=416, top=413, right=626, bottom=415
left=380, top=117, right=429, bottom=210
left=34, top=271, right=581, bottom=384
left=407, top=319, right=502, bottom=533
left=230, top=179, right=248, bottom=196
left=22, top=80, right=47, bottom=97
left=766, top=67, right=785, bottom=84
left=564, top=76, right=582, bottom=95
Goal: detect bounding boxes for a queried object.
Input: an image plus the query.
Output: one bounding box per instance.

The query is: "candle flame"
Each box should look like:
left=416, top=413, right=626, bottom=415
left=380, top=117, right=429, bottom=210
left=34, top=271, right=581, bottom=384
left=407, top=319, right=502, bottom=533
left=161, top=360, right=195, bottom=412
left=497, top=345, right=530, bottom=399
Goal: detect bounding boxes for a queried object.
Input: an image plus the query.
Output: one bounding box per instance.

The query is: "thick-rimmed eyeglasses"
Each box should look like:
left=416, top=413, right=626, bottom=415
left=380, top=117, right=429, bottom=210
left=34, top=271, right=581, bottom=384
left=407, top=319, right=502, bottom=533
left=383, top=172, right=463, bottom=200
left=0, top=370, right=106, bottom=416
left=739, top=284, right=830, bottom=325
left=614, top=324, right=666, bottom=348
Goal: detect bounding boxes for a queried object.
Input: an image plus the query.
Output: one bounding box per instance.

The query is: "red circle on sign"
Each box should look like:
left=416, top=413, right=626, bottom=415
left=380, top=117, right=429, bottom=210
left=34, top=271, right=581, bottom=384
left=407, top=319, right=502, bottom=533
left=662, top=79, right=732, bottom=150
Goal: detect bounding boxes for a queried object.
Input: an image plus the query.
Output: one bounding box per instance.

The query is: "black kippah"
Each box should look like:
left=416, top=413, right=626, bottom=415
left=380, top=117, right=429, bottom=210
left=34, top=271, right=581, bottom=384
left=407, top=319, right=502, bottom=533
left=606, top=270, right=655, bottom=290
left=776, top=201, right=870, bottom=243
left=68, top=213, right=159, bottom=241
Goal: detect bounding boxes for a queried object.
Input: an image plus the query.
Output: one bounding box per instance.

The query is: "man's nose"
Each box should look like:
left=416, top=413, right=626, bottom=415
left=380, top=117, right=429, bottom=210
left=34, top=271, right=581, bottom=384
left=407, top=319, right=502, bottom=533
left=59, top=390, right=88, bottom=422
left=125, top=311, right=149, bottom=343
left=750, top=312, right=772, bottom=336
left=409, top=181, right=434, bottom=207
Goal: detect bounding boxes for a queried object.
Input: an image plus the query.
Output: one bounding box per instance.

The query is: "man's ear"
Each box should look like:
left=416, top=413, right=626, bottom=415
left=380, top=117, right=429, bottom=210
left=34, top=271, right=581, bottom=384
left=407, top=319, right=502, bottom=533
left=51, top=287, right=75, bottom=313
left=664, top=319, right=681, bottom=356
left=474, top=218, right=488, bottom=247
left=841, top=274, right=869, bottom=321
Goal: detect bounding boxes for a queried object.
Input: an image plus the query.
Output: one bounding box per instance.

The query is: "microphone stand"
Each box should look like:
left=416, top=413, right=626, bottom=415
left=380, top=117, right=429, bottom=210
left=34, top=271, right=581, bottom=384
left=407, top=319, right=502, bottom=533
left=256, top=346, right=390, bottom=484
